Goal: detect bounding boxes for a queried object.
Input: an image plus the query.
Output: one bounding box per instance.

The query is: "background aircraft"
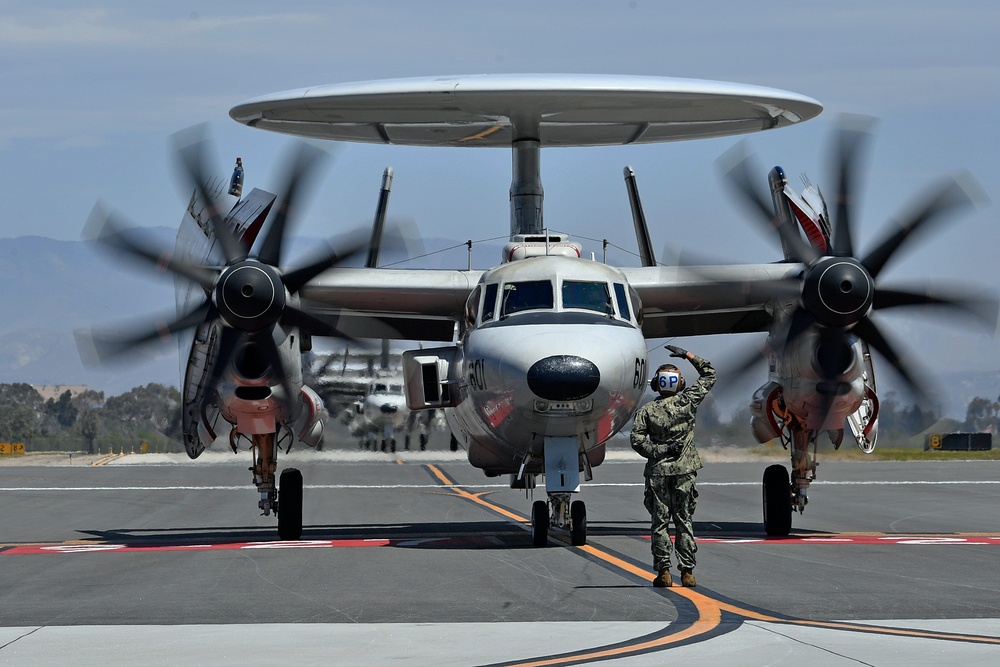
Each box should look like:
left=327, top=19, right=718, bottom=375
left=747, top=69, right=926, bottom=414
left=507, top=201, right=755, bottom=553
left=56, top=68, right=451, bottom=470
left=311, top=346, right=442, bottom=452
left=79, top=74, right=995, bottom=544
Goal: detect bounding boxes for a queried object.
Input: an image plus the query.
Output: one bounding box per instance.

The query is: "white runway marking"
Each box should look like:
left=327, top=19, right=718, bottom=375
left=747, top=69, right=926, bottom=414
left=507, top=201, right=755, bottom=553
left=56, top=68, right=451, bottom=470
left=3, top=480, right=1000, bottom=492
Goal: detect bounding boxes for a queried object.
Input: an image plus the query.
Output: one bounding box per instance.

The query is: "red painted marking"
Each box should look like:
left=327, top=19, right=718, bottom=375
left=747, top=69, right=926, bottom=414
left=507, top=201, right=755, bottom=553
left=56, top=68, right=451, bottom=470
left=693, top=535, right=1000, bottom=546
left=3, top=538, right=395, bottom=555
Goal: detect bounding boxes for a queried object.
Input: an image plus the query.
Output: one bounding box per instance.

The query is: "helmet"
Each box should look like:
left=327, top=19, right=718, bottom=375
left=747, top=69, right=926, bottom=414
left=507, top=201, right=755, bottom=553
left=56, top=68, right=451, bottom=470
left=650, top=364, right=685, bottom=395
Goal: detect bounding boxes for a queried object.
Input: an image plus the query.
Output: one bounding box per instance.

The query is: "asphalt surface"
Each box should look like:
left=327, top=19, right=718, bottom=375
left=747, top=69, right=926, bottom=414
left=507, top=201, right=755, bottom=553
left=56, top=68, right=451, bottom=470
left=2, top=449, right=1000, bottom=665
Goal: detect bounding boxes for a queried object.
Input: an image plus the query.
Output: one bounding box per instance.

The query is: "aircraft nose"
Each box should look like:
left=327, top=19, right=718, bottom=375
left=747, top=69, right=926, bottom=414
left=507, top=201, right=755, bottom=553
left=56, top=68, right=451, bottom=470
left=527, top=355, right=601, bottom=401
left=379, top=404, right=398, bottom=415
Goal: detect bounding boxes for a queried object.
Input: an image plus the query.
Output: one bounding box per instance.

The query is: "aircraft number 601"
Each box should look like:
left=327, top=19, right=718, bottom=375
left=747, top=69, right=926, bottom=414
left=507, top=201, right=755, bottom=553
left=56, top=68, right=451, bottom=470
left=633, top=358, right=646, bottom=389
left=469, top=358, right=488, bottom=391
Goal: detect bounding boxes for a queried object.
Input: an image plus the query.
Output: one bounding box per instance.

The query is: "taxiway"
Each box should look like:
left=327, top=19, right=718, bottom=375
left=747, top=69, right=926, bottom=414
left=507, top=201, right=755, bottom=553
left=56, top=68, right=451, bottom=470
left=2, top=449, right=1000, bottom=664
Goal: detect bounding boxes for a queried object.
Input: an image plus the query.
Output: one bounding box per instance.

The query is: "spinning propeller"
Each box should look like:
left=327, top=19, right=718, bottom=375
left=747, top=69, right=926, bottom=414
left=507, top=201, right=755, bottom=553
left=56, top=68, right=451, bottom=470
left=718, top=116, right=996, bottom=411
left=78, top=128, right=367, bottom=416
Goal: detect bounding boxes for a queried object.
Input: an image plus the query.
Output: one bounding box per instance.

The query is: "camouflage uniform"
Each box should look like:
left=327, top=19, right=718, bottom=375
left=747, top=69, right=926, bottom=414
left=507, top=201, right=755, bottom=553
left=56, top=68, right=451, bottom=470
left=630, top=354, right=716, bottom=575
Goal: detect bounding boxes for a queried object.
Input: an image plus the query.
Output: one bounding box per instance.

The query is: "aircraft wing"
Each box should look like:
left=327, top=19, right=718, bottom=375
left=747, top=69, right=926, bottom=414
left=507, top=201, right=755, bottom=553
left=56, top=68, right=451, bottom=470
left=301, top=262, right=795, bottom=341
left=299, top=268, right=483, bottom=341
left=621, top=263, right=797, bottom=338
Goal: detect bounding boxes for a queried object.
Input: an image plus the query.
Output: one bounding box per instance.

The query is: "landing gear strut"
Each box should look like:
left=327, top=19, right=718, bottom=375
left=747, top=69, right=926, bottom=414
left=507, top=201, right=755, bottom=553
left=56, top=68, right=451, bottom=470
left=247, top=430, right=303, bottom=540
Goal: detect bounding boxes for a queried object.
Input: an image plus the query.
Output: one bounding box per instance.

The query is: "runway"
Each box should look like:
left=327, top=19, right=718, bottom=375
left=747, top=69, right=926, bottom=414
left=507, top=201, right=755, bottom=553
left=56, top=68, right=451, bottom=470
left=3, top=449, right=1000, bottom=665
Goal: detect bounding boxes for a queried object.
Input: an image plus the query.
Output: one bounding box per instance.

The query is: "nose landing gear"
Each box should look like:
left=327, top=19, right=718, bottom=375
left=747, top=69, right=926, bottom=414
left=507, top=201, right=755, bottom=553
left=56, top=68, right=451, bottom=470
left=530, top=494, right=587, bottom=546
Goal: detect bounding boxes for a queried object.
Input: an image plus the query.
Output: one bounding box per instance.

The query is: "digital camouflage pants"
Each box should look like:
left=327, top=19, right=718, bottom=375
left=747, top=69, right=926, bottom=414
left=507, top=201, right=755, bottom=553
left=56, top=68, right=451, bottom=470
left=643, top=471, right=698, bottom=573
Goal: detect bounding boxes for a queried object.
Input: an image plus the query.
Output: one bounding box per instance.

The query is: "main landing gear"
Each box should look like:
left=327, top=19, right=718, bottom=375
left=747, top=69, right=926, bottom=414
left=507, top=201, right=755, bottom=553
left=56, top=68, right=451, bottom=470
left=762, top=426, right=818, bottom=536
left=243, top=430, right=303, bottom=540
left=530, top=494, right=587, bottom=547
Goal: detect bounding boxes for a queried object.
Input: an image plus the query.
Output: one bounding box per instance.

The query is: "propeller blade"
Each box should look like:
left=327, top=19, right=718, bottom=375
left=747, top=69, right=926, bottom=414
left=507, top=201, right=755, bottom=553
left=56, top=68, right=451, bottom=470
left=76, top=299, right=215, bottom=365
left=253, top=331, right=299, bottom=421
left=872, top=285, right=999, bottom=329
left=257, top=142, right=329, bottom=267
left=715, top=336, right=772, bottom=389
left=198, top=325, right=242, bottom=413
left=718, top=143, right=820, bottom=264
left=852, top=316, right=928, bottom=404
left=861, top=173, right=982, bottom=279
left=829, top=116, right=874, bottom=258
left=173, top=126, right=247, bottom=265
left=279, top=304, right=364, bottom=344
left=778, top=307, right=817, bottom=352
left=282, top=237, right=369, bottom=294
left=84, top=204, right=219, bottom=290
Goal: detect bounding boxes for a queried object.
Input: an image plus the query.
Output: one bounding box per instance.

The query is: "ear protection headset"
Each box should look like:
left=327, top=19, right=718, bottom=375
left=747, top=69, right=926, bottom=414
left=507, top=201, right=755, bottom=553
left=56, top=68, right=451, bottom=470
left=650, top=364, right=685, bottom=395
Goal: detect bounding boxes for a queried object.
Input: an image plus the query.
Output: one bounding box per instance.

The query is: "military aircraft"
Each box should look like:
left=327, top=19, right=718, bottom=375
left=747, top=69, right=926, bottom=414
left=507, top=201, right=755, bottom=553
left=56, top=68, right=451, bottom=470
left=313, top=349, right=427, bottom=452
left=79, top=74, right=994, bottom=544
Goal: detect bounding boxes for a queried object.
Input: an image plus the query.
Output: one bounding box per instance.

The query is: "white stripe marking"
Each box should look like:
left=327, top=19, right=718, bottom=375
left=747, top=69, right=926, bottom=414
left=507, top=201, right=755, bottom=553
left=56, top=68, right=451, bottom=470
left=2, top=480, right=1000, bottom=492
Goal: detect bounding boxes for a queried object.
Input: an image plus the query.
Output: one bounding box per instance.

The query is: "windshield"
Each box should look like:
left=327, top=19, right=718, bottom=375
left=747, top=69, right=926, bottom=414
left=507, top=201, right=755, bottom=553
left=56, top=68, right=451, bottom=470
left=562, top=280, right=612, bottom=314
left=501, top=280, right=554, bottom=317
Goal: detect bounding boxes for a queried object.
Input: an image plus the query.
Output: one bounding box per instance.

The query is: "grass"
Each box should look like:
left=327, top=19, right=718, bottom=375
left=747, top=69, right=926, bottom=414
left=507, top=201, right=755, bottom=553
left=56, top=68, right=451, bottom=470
left=743, top=442, right=1000, bottom=462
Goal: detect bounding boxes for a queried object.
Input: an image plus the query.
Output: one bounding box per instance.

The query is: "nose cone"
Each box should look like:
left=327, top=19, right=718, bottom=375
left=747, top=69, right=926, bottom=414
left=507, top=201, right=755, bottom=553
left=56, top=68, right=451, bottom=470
left=379, top=403, right=398, bottom=415
left=527, top=355, right=601, bottom=401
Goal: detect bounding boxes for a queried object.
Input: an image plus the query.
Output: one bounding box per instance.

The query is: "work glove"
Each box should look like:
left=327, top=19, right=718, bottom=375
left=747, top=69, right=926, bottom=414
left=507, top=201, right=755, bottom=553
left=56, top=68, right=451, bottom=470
left=665, top=344, right=688, bottom=358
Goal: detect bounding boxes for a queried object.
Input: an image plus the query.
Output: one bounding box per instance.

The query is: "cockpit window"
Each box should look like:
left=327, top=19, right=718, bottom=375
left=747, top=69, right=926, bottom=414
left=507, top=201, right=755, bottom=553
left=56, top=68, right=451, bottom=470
left=563, top=280, right=612, bottom=314
left=481, top=283, right=499, bottom=322
left=613, top=283, right=630, bottom=321
left=501, top=280, right=554, bottom=317
left=464, top=285, right=481, bottom=331
left=630, top=285, right=643, bottom=326
left=374, top=383, right=387, bottom=392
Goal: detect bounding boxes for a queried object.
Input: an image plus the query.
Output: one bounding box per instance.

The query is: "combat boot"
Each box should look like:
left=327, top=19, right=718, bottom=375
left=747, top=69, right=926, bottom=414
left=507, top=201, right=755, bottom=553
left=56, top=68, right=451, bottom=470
left=653, top=569, right=672, bottom=588
left=680, top=569, right=696, bottom=587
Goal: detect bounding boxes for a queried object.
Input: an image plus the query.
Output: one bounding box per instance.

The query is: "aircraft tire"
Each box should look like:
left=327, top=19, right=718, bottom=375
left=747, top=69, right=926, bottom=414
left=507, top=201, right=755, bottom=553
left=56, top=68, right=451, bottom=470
left=278, top=468, right=304, bottom=541
left=531, top=500, right=548, bottom=547
left=570, top=500, right=587, bottom=546
left=762, top=464, right=792, bottom=536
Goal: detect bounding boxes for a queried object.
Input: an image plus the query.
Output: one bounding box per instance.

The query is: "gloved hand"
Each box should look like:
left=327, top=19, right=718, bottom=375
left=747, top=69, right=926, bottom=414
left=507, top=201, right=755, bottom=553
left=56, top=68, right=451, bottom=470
left=665, top=344, right=688, bottom=358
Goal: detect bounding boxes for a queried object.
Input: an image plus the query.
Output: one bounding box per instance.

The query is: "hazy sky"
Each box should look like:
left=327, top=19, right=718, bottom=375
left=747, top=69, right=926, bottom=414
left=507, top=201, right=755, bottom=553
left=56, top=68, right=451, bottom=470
left=3, top=1, right=1000, bottom=381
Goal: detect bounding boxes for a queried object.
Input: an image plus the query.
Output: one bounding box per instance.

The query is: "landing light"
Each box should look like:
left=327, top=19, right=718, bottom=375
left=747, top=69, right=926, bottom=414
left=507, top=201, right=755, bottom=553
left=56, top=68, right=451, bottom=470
left=533, top=399, right=594, bottom=415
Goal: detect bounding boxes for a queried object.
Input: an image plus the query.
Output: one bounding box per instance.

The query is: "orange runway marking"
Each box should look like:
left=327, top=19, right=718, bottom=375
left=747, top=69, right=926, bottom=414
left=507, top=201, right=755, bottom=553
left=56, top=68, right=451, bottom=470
left=424, top=463, right=1000, bottom=664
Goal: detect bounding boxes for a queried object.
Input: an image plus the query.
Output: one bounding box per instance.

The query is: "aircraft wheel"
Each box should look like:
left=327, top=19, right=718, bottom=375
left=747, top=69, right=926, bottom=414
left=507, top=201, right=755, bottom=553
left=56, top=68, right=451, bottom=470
left=570, top=500, right=587, bottom=546
left=762, top=464, right=792, bottom=536
left=277, top=468, right=303, bottom=541
left=531, top=500, right=548, bottom=547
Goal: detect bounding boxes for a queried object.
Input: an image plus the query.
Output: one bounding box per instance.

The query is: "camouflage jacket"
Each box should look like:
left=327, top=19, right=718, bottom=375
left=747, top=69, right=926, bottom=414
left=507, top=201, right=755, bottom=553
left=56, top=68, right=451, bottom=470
left=630, top=355, right=716, bottom=477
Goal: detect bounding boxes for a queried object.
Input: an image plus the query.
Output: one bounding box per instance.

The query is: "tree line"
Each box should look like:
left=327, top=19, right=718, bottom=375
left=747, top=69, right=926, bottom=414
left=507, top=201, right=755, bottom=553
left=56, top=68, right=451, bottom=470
left=0, top=383, right=182, bottom=454
left=0, top=381, right=994, bottom=455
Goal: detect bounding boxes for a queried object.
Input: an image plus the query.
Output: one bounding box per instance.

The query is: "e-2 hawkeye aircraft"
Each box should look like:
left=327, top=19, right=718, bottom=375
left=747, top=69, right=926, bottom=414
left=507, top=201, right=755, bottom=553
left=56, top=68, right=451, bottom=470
left=79, top=74, right=995, bottom=544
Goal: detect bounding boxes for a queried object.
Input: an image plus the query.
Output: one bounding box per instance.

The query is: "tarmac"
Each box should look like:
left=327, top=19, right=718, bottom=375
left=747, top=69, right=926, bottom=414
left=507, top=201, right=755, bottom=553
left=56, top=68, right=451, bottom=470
left=2, top=451, right=1000, bottom=665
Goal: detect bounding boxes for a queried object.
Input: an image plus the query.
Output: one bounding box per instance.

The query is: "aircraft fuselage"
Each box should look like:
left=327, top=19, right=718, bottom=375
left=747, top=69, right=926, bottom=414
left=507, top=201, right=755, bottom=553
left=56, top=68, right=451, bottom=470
left=444, top=255, right=647, bottom=477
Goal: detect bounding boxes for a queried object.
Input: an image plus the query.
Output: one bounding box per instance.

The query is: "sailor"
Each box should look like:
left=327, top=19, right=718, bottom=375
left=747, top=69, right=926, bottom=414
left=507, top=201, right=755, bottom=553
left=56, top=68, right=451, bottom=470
left=630, top=344, right=716, bottom=588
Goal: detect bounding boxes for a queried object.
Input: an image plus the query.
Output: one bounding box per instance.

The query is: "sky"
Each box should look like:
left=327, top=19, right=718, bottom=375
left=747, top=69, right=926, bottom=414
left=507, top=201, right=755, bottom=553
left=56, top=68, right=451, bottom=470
left=2, top=1, right=1000, bottom=395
